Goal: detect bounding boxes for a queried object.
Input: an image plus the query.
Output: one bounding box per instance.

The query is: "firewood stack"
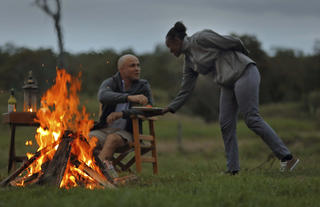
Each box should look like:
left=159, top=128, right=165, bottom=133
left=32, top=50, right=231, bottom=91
left=0, top=131, right=116, bottom=189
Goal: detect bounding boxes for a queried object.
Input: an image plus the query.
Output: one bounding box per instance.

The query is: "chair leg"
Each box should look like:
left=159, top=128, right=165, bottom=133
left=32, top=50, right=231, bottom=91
left=122, top=148, right=150, bottom=171
left=112, top=149, right=133, bottom=172
left=117, top=117, right=159, bottom=174
left=132, top=118, right=142, bottom=173
left=113, top=149, right=133, bottom=165
left=149, top=120, right=158, bottom=174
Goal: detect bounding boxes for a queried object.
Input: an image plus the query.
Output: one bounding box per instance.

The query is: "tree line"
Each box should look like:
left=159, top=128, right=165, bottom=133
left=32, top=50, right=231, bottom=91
left=1, top=34, right=320, bottom=121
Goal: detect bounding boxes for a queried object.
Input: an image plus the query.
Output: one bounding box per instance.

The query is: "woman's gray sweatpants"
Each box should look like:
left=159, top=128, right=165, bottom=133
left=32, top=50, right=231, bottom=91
left=219, top=64, right=291, bottom=171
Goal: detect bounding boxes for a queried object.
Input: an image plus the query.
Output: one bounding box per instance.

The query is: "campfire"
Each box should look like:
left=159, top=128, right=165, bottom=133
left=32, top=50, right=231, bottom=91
left=1, top=69, right=116, bottom=189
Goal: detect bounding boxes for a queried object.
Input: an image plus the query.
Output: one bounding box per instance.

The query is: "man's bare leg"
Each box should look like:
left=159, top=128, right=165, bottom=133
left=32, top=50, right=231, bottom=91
left=98, top=133, right=126, bottom=161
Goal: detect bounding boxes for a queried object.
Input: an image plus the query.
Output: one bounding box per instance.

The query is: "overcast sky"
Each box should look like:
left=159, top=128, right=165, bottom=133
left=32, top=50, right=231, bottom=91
left=1, top=0, right=319, bottom=55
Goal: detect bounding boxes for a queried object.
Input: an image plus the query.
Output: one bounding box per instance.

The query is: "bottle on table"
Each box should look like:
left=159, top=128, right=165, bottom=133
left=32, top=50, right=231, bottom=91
left=8, top=88, right=17, bottom=113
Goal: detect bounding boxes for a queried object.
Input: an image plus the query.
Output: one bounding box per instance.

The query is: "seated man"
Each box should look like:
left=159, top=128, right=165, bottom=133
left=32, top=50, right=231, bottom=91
left=89, top=54, right=153, bottom=177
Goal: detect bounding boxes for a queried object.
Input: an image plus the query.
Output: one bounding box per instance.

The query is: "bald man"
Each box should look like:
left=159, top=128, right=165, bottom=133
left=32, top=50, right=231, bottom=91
left=89, top=54, right=153, bottom=177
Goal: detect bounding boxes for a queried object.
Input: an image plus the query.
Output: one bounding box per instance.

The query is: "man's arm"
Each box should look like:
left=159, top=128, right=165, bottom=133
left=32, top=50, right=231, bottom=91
left=98, top=78, right=129, bottom=105
left=107, top=80, right=154, bottom=121
left=106, top=111, right=123, bottom=124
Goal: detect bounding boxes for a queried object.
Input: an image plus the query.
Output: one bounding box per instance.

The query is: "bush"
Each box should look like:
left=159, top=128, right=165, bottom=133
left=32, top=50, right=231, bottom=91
left=307, top=90, right=320, bottom=118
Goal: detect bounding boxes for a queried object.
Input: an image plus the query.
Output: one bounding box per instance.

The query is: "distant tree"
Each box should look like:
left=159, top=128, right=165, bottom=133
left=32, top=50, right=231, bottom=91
left=0, top=45, right=57, bottom=94
left=268, top=48, right=306, bottom=102
left=313, top=39, right=320, bottom=55
left=184, top=76, right=220, bottom=122
left=34, top=0, right=65, bottom=68
left=232, top=33, right=268, bottom=63
left=3, top=33, right=320, bottom=121
left=140, top=44, right=181, bottom=91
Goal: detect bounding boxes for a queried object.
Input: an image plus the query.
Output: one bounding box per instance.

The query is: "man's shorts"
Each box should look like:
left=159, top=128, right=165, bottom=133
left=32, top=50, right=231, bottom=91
left=89, top=128, right=133, bottom=149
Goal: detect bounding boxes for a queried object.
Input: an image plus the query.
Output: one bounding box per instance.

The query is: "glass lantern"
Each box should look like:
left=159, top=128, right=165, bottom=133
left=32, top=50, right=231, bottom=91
left=23, top=70, right=38, bottom=112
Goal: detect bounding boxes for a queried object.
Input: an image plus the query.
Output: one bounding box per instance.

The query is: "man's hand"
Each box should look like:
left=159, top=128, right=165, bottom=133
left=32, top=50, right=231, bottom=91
left=127, top=94, right=148, bottom=105
left=107, top=112, right=123, bottom=124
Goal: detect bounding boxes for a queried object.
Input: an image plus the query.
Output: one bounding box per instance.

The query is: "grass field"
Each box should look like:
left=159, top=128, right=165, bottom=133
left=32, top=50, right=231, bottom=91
left=0, top=98, right=320, bottom=207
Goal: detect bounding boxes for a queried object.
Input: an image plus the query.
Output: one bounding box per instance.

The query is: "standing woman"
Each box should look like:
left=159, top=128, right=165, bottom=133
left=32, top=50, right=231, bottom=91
left=162, top=21, right=299, bottom=174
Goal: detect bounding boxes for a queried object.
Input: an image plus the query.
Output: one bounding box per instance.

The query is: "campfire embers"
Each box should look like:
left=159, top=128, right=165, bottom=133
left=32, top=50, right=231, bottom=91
left=1, top=131, right=115, bottom=189
left=0, top=69, right=122, bottom=189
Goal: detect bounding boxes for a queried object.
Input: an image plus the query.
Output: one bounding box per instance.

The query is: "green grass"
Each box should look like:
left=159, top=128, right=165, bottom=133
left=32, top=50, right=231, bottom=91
left=1, top=101, right=320, bottom=207
left=1, top=154, right=320, bottom=207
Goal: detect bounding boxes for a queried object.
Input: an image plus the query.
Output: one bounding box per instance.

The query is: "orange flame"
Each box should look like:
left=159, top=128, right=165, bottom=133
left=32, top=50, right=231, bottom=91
left=25, top=140, right=33, bottom=146
left=17, top=69, right=105, bottom=189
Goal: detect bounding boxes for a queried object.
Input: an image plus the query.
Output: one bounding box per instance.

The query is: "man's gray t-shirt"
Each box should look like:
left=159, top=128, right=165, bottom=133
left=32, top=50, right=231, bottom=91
left=108, top=80, right=129, bottom=129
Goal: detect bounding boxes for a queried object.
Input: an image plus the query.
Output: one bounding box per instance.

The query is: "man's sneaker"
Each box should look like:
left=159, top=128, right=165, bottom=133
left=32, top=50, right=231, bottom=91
left=280, top=157, right=300, bottom=172
left=103, top=160, right=119, bottom=178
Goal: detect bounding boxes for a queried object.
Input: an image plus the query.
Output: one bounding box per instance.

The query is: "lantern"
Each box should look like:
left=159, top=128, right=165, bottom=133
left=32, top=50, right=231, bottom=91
left=23, top=70, right=38, bottom=112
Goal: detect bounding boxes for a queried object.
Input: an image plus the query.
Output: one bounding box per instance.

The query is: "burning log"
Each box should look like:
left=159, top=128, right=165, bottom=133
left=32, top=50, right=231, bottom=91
left=36, top=137, right=72, bottom=186
left=71, top=158, right=115, bottom=189
left=113, top=174, right=138, bottom=186
left=10, top=173, right=41, bottom=186
left=0, top=141, right=59, bottom=187
left=1, top=132, right=116, bottom=189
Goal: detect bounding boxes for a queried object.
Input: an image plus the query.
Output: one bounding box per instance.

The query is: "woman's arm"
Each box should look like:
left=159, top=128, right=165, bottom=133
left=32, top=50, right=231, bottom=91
left=167, top=56, right=199, bottom=113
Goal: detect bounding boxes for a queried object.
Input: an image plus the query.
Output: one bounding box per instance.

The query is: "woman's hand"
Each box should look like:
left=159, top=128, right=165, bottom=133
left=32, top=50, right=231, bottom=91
left=161, top=107, right=171, bottom=115
left=106, top=112, right=123, bottom=124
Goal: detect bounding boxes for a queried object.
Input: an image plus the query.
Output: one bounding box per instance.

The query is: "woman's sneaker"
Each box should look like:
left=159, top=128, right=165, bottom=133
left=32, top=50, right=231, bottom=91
left=223, top=170, right=239, bottom=175
left=280, top=157, right=300, bottom=172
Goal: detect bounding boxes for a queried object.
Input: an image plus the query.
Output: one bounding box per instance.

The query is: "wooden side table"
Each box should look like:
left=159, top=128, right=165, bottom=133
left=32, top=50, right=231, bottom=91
left=2, top=112, right=39, bottom=173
